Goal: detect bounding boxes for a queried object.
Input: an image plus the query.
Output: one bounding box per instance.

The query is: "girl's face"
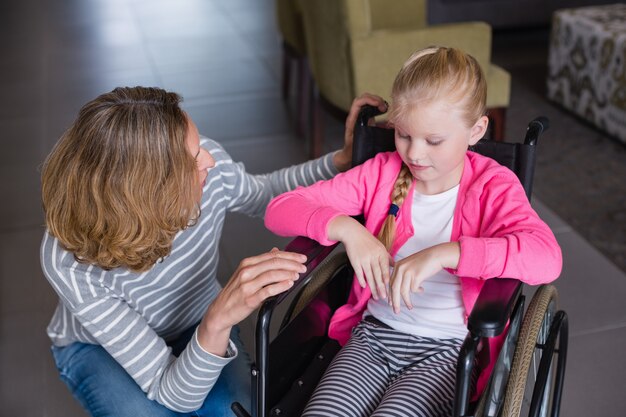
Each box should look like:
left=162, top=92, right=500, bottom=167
left=394, top=99, right=488, bottom=195
left=185, top=114, right=215, bottom=201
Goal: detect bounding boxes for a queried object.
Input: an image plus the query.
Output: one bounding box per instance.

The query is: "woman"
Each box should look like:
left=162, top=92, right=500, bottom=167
left=40, top=86, right=386, bottom=417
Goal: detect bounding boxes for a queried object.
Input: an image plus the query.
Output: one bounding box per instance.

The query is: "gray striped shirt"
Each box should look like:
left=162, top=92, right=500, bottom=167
left=41, top=137, right=337, bottom=412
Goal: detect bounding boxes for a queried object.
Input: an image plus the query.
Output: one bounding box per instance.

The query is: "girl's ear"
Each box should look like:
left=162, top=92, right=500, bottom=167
left=469, top=115, right=489, bottom=145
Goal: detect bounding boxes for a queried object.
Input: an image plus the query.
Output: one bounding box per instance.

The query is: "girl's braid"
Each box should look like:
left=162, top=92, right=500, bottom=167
left=378, top=164, right=413, bottom=251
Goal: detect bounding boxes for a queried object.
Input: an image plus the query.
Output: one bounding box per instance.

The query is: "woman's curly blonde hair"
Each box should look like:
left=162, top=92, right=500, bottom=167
left=378, top=47, right=487, bottom=251
left=41, top=87, right=199, bottom=272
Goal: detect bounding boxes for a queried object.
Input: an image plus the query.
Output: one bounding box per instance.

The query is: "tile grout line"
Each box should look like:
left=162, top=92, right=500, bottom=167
left=570, top=322, right=626, bottom=338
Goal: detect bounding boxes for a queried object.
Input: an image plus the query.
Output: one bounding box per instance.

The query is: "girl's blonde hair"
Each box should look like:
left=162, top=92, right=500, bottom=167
left=378, top=47, right=487, bottom=251
left=41, top=87, right=199, bottom=272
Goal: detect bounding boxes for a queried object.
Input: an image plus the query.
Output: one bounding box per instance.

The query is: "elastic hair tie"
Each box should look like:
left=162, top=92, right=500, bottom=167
left=388, top=203, right=399, bottom=217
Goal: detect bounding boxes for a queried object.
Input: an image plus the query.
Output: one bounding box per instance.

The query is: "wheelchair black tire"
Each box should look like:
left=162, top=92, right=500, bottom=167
left=501, top=285, right=558, bottom=417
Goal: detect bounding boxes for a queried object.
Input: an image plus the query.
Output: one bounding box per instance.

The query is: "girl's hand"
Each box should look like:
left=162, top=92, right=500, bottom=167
left=389, top=242, right=461, bottom=313
left=199, top=248, right=307, bottom=355
left=333, top=93, right=388, bottom=172
left=328, top=216, right=392, bottom=300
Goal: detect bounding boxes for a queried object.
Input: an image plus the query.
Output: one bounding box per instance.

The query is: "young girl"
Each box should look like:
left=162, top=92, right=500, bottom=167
left=265, top=47, right=562, bottom=417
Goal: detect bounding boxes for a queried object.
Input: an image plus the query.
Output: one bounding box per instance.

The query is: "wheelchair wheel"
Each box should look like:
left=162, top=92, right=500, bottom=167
left=501, top=285, right=567, bottom=417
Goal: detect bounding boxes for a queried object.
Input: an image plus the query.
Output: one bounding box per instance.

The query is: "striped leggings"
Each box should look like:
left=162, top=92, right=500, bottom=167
left=302, top=318, right=463, bottom=417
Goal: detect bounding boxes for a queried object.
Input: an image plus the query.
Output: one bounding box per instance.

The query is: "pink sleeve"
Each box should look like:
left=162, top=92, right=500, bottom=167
left=455, top=175, right=562, bottom=284
left=265, top=157, right=380, bottom=246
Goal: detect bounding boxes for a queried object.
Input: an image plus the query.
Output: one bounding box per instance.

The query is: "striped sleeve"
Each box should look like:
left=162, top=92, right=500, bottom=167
left=41, top=236, right=236, bottom=413
left=151, top=329, right=238, bottom=410
left=203, top=139, right=339, bottom=218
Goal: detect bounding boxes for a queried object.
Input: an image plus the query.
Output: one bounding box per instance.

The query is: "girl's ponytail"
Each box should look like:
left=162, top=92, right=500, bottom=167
left=377, top=164, right=413, bottom=251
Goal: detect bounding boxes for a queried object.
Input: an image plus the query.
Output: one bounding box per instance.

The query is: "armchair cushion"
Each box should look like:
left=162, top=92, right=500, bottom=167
left=351, top=22, right=493, bottom=104
left=486, top=64, right=511, bottom=109
left=368, top=0, right=427, bottom=32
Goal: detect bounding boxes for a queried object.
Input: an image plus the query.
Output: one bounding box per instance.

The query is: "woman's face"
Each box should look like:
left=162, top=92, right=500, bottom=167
left=185, top=114, right=215, bottom=201
left=393, top=99, right=487, bottom=195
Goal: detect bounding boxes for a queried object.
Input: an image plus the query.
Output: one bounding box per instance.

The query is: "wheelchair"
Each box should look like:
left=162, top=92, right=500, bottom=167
left=233, top=106, right=569, bottom=417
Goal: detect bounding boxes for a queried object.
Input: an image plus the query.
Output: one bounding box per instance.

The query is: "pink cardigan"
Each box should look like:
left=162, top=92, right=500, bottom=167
left=265, top=150, right=562, bottom=396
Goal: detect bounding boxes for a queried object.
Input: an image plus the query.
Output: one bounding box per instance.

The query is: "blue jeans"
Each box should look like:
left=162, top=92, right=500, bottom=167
left=51, top=325, right=252, bottom=417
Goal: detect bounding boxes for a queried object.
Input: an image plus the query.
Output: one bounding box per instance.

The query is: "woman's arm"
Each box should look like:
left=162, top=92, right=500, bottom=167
left=211, top=94, right=387, bottom=219
left=42, top=236, right=306, bottom=413
left=198, top=249, right=306, bottom=355
left=332, top=93, right=388, bottom=172
left=46, top=290, right=223, bottom=413
left=208, top=140, right=338, bottom=218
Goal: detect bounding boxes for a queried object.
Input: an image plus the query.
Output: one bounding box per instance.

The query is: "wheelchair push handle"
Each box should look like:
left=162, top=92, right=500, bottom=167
left=524, top=116, right=549, bottom=146
left=356, top=104, right=387, bottom=127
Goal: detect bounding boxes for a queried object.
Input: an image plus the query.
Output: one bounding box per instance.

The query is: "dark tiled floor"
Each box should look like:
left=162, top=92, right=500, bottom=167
left=1, top=1, right=625, bottom=416
left=490, top=28, right=626, bottom=273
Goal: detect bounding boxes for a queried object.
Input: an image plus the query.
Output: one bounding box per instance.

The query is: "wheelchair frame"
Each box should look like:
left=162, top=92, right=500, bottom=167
left=233, top=107, right=568, bottom=417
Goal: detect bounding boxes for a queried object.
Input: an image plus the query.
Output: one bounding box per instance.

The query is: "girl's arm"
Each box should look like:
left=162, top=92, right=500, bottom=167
left=265, top=153, right=395, bottom=299
left=328, top=215, right=392, bottom=300
left=388, top=170, right=561, bottom=311
left=388, top=242, right=460, bottom=313
left=455, top=174, right=562, bottom=284
left=264, top=154, right=383, bottom=244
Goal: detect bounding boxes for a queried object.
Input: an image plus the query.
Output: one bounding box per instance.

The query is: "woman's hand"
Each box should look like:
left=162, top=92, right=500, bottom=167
left=328, top=216, right=392, bottom=300
left=389, top=242, right=460, bottom=313
left=198, top=248, right=307, bottom=355
left=333, top=93, right=388, bottom=172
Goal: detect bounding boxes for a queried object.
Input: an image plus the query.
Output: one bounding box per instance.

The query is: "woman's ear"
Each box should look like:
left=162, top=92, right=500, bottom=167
left=469, top=115, right=489, bottom=145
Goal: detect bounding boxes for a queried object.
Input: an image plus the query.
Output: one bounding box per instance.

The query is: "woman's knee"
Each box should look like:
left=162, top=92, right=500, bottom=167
left=51, top=343, right=178, bottom=417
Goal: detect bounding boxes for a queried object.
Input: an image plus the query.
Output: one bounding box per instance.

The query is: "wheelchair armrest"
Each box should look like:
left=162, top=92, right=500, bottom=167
left=467, top=278, right=523, bottom=338
left=257, top=237, right=339, bottom=331
left=254, top=237, right=339, bottom=417
left=454, top=278, right=523, bottom=417
left=278, top=237, right=339, bottom=304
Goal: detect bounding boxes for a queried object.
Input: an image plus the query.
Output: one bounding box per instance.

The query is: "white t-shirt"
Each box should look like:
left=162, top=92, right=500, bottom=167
left=366, top=184, right=467, bottom=339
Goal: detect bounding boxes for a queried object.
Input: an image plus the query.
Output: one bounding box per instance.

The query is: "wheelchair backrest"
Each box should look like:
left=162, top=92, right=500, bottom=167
left=352, top=106, right=549, bottom=200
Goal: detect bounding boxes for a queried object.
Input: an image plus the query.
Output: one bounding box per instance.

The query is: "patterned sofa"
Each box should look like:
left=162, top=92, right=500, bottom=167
left=547, top=4, right=626, bottom=144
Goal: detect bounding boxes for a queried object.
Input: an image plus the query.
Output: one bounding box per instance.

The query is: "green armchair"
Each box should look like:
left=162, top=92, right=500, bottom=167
left=298, top=0, right=511, bottom=157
